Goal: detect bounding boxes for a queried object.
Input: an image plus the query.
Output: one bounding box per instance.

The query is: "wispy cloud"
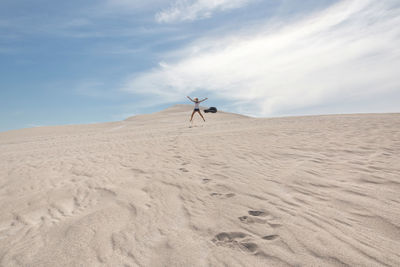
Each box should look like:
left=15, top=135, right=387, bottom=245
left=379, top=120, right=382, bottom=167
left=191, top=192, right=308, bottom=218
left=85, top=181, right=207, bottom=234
left=123, top=0, right=400, bottom=116
left=0, top=1, right=171, bottom=40
left=155, top=0, right=253, bottom=23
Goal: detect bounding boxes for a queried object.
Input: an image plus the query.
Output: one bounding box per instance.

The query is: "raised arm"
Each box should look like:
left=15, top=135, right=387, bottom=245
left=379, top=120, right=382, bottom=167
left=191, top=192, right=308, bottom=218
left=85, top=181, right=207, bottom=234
left=199, top=97, right=208, bottom=102
left=187, top=96, right=195, bottom=102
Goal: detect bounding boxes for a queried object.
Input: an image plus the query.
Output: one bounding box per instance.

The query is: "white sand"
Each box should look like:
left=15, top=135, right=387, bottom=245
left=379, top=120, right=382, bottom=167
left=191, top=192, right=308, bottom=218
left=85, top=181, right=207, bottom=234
left=0, top=104, right=399, bottom=266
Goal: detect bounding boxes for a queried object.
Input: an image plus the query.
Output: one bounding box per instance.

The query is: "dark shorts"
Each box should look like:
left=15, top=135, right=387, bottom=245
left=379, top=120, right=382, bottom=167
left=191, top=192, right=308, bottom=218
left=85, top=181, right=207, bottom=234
left=194, top=108, right=200, bottom=111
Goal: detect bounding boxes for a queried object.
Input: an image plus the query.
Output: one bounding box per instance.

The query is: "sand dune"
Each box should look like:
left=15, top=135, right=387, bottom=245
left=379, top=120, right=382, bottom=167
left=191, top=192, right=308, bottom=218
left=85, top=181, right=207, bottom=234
left=0, top=105, right=399, bottom=266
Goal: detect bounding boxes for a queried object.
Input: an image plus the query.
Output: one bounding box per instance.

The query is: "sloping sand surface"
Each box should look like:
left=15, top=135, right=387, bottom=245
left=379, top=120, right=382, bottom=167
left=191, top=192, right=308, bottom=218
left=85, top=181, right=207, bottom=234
left=0, top=105, right=399, bottom=266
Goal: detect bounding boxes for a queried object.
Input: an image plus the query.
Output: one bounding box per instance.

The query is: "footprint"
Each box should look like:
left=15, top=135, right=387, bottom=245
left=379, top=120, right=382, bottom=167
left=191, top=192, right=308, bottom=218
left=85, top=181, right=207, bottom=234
left=238, top=216, right=267, bottom=224
left=248, top=210, right=267, bottom=217
left=213, top=232, right=259, bottom=254
left=213, top=231, right=247, bottom=242
left=210, top=193, right=236, bottom=199
left=238, top=216, right=248, bottom=222
left=262, top=235, right=279, bottom=241
left=179, top=168, right=189, bottom=172
left=240, top=242, right=258, bottom=253
left=268, top=223, right=283, bottom=228
left=202, top=178, right=211, bottom=184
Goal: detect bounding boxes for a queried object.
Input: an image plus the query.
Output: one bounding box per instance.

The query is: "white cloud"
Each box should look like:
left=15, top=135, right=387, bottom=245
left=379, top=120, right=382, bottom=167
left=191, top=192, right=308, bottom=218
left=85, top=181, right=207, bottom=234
left=155, top=0, right=252, bottom=23
left=123, top=0, right=400, bottom=116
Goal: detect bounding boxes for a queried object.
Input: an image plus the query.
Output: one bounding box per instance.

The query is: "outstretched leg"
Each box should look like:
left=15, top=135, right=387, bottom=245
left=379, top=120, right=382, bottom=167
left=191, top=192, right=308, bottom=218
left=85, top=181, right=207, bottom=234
left=190, top=110, right=196, bottom=122
left=197, top=110, right=206, bottom=122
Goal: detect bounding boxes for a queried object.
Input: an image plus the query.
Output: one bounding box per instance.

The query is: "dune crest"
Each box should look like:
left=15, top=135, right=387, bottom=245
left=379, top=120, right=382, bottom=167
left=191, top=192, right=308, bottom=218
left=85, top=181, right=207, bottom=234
left=0, top=107, right=399, bottom=266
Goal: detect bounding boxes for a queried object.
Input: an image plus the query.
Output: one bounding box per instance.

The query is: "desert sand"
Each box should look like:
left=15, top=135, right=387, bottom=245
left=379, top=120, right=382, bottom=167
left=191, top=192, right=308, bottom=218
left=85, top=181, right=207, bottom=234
left=0, top=104, right=399, bottom=266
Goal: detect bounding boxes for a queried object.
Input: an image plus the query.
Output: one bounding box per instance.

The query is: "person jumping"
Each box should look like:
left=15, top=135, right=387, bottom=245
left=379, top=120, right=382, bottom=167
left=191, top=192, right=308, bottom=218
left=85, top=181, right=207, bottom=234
left=187, top=96, right=208, bottom=122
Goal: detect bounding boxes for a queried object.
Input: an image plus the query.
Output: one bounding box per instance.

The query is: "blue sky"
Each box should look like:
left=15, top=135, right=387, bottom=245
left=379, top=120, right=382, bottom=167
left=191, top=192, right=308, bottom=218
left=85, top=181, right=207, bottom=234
left=1, top=0, right=399, bottom=132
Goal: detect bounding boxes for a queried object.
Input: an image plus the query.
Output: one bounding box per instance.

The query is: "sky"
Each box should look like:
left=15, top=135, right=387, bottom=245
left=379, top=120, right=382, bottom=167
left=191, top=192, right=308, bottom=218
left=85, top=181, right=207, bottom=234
left=1, top=0, right=399, bottom=132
